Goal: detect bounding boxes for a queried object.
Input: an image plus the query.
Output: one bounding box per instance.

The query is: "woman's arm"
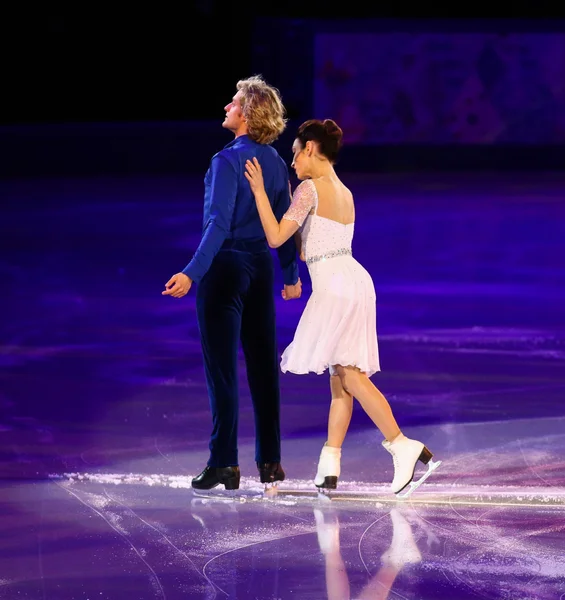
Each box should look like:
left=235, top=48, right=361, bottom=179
left=294, top=231, right=305, bottom=261
left=245, top=158, right=299, bottom=248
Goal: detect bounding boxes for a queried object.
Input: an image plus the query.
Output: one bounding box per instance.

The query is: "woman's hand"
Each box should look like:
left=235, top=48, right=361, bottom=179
left=244, top=157, right=265, bottom=196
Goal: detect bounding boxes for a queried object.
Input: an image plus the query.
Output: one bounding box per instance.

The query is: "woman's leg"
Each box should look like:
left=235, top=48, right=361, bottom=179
left=314, top=372, right=353, bottom=488
left=335, top=365, right=401, bottom=442
left=327, top=374, right=354, bottom=448
left=335, top=365, right=440, bottom=495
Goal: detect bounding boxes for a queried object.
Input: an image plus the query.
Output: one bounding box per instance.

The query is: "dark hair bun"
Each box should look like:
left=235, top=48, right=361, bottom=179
left=323, top=119, right=343, bottom=142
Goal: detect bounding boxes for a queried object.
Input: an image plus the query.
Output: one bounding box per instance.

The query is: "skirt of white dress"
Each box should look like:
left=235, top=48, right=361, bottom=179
left=280, top=255, right=380, bottom=376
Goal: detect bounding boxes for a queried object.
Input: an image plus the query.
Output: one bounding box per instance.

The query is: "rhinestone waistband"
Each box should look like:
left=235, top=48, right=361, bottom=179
left=305, top=247, right=352, bottom=265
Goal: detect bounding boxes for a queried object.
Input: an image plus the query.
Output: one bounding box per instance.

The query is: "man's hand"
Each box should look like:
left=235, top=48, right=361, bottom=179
left=282, top=278, right=302, bottom=301
left=162, top=273, right=192, bottom=298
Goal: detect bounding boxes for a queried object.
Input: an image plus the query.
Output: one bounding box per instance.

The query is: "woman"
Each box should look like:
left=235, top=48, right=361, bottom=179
left=244, top=119, right=440, bottom=497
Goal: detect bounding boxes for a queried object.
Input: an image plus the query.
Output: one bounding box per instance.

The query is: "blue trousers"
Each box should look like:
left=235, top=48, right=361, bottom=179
left=196, top=239, right=281, bottom=467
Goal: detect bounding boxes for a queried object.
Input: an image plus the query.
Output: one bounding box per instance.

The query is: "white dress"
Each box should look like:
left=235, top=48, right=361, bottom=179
left=280, top=179, right=380, bottom=377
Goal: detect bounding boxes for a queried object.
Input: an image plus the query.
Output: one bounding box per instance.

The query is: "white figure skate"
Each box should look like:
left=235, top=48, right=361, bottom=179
left=382, top=434, right=441, bottom=499
left=314, top=444, right=341, bottom=490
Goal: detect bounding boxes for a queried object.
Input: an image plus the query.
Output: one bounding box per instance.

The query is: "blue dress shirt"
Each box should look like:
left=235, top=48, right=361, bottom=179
left=182, top=134, right=299, bottom=286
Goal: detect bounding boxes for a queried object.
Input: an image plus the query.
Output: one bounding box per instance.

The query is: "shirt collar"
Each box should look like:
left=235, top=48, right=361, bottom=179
left=224, top=134, right=254, bottom=149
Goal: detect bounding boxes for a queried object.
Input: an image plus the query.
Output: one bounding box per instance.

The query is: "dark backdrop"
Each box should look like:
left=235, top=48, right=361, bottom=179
left=2, top=9, right=565, bottom=175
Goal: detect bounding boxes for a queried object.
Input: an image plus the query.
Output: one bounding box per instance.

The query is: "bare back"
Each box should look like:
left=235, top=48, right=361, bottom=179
left=310, top=176, right=355, bottom=225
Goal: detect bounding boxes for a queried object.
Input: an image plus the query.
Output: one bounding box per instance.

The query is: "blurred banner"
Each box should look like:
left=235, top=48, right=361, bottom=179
left=314, top=33, right=565, bottom=144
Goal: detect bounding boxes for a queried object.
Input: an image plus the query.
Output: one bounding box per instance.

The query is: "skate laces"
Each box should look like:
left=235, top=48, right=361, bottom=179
left=384, top=443, right=399, bottom=468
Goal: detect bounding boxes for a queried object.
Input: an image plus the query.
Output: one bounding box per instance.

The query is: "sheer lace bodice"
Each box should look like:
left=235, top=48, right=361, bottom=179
left=282, top=179, right=354, bottom=264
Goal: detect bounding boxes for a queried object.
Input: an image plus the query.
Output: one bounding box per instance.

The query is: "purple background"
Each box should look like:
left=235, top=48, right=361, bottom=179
left=315, top=32, right=565, bottom=144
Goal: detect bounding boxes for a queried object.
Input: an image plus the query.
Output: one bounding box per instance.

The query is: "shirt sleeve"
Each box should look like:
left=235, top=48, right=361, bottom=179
left=282, top=180, right=316, bottom=227
left=181, top=154, right=237, bottom=284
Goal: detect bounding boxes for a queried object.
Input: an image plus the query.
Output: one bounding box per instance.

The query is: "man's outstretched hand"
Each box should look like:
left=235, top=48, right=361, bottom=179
left=162, top=273, right=192, bottom=298
left=282, top=278, right=302, bottom=300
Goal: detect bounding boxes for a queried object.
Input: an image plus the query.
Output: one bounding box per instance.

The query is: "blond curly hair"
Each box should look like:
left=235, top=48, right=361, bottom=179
left=237, top=75, right=287, bottom=145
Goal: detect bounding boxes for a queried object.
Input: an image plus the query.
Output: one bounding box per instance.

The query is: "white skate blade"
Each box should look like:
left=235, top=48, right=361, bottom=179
left=396, top=458, right=442, bottom=500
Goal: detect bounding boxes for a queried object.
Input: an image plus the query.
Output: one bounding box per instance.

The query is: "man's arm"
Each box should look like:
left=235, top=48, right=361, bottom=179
left=273, top=178, right=299, bottom=286
left=181, top=155, right=237, bottom=284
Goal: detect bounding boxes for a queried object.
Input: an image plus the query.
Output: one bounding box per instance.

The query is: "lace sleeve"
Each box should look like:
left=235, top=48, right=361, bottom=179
left=282, top=180, right=316, bottom=227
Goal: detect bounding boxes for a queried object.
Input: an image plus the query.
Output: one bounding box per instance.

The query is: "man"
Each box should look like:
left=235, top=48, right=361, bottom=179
left=163, top=75, right=301, bottom=490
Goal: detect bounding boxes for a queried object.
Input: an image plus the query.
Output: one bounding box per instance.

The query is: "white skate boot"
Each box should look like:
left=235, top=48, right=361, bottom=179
left=314, top=444, right=341, bottom=490
left=382, top=433, right=441, bottom=498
